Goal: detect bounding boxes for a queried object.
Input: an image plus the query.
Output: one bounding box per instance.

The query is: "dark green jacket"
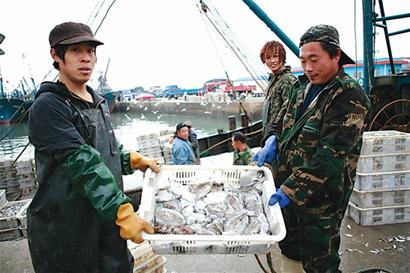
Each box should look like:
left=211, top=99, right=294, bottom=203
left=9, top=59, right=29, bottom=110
left=276, top=69, right=370, bottom=215
left=233, top=146, right=254, bottom=165
left=262, top=67, right=296, bottom=139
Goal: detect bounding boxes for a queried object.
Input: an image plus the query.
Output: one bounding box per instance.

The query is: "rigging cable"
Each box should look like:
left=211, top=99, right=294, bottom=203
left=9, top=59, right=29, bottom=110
left=208, top=1, right=268, bottom=87
left=354, top=0, right=359, bottom=80
left=198, top=1, right=267, bottom=91
left=86, top=0, right=105, bottom=26
left=195, top=1, right=232, bottom=87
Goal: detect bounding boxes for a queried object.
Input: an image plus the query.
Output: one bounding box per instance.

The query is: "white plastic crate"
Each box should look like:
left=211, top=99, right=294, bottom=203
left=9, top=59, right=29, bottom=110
left=0, top=199, right=31, bottom=230
left=361, top=130, right=410, bottom=155
left=0, top=227, right=23, bottom=242
left=356, top=153, right=410, bottom=173
left=139, top=165, right=286, bottom=255
left=137, top=133, right=160, bottom=142
left=348, top=202, right=410, bottom=226
left=350, top=188, right=410, bottom=208
left=129, top=241, right=167, bottom=273
left=138, top=139, right=161, bottom=149
left=0, top=190, right=6, bottom=209
left=16, top=199, right=31, bottom=228
left=355, top=171, right=410, bottom=191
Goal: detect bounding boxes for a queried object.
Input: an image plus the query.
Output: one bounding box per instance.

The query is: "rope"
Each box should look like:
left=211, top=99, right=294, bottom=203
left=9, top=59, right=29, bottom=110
left=3, top=141, right=31, bottom=177
left=254, top=254, right=270, bottom=273
left=266, top=252, right=277, bottom=273
left=196, top=1, right=231, bottom=83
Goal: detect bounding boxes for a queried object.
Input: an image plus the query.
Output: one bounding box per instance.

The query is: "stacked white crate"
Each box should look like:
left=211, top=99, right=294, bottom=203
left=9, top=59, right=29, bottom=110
left=0, top=158, right=37, bottom=199
left=158, top=136, right=173, bottom=165
left=0, top=192, right=31, bottom=241
left=349, top=131, right=410, bottom=226
left=137, top=133, right=165, bottom=164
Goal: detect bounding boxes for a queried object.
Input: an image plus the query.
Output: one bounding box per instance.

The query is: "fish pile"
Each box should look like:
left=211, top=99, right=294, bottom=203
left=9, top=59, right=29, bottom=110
left=153, top=171, right=272, bottom=236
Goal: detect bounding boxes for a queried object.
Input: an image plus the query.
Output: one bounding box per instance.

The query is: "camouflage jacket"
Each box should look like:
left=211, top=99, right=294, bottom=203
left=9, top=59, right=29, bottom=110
left=262, top=67, right=296, bottom=139
left=233, top=146, right=254, bottom=166
left=276, top=68, right=370, bottom=214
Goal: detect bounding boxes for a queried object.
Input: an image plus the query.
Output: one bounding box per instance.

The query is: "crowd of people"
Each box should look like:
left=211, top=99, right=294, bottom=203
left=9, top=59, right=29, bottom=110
left=25, top=20, right=370, bottom=273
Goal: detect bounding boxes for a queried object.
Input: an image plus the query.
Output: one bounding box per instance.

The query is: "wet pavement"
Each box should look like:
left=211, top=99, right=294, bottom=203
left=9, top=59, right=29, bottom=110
left=1, top=215, right=409, bottom=273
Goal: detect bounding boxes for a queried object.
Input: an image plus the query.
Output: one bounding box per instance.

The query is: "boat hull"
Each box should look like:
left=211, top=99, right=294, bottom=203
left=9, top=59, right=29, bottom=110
left=198, top=120, right=262, bottom=157
left=0, top=98, right=32, bottom=125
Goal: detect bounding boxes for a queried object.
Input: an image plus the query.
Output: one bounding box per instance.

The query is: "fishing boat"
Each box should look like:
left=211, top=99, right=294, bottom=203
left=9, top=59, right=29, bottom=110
left=0, top=77, right=35, bottom=125
left=96, top=59, right=117, bottom=112
left=0, top=97, right=32, bottom=125
left=0, top=34, right=36, bottom=125
left=198, top=119, right=262, bottom=157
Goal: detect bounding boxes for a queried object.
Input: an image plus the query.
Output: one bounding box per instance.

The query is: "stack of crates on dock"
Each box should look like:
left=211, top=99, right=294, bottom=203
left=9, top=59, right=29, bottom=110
left=0, top=189, right=32, bottom=241
left=159, top=129, right=174, bottom=165
left=128, top=241, right=167, bottom=273
left=349, top=130, right=410, bottom=226
left=158, top=136, right=173, bottom=165
left=137, top=133, right=165, bottom=165
left=0, top=158, right=37, bottom=200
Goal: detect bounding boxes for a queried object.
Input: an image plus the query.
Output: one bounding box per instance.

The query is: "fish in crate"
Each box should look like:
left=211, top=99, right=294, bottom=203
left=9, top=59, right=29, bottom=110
left=139, top=166, right=286, bottom=255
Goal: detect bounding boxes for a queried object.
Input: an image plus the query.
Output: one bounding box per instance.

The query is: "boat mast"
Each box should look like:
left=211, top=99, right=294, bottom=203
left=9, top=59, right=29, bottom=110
left=0, top=33, right=4, bottom=99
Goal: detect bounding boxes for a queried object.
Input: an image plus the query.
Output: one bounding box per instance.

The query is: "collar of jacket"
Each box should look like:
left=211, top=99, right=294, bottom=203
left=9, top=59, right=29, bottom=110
left=36, top=81, right=105, bottom=105
left=268, top=66, right=292, bottom=81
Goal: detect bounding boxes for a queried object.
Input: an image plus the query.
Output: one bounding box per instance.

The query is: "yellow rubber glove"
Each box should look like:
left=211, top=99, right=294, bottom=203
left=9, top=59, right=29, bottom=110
left=115, top=203, right=154, bottom=244
left=130, top=151, right=160, bottom=173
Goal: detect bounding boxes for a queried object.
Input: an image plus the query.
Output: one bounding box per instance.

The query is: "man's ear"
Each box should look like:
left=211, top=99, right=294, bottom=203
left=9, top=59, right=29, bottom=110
left=50, top=48, right=59, bottom=62
left=336, top=48, right=342, bottom=63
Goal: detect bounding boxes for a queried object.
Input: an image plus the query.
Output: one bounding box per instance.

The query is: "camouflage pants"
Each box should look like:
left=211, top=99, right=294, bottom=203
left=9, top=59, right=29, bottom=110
left=278, top=206, right=346, bottom=273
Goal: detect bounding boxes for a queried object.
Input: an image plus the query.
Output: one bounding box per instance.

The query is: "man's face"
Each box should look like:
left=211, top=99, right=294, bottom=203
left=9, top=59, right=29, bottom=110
left=177, top=127, right=189, bottom=140
left=231, top=137, right=239, bottom=150
left=265, top=52, right=284, bottom=74
left=52, top=43, right=97, bottom=85
left=299, top=42, right=340, bottom=84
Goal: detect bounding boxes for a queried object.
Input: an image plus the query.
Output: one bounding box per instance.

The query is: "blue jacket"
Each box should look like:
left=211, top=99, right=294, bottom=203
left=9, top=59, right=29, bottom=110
left=172, top=137, right=196, bottom=165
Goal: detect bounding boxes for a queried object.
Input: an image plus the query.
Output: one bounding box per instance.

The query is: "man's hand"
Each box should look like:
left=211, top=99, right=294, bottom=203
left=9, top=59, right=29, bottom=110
left=115, top=203, right=154, bottom=244
left=130, top=151, right=160, bottom=173
left=268, top=188, right=291, bottom=208
left=252, top=135, right=278, bottom=167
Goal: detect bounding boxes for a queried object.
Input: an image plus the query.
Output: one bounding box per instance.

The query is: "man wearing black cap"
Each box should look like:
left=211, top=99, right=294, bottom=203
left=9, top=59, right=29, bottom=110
left=264, top=24, right=370, bottom=272
left=27, top=22, right=159, bottom=273
left=172, top=123, right=196, bottom=165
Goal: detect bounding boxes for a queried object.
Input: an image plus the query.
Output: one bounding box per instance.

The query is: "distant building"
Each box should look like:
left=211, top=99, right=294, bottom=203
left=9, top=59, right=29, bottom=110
left=291, top=57, right=410, bottom=84
left=234, top=57, right=409, bottom=89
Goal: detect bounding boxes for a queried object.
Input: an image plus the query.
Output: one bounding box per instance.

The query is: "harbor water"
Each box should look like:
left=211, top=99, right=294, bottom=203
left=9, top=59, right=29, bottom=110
left=0, top=110, right=261, bottom=160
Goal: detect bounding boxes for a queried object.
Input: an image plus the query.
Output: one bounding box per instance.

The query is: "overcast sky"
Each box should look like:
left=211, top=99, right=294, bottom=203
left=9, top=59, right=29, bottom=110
left=0, top=0, right=409, bottom=91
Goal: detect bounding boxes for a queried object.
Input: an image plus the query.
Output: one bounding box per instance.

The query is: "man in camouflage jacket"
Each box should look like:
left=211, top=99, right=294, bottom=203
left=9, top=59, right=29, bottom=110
left=260, top=40, right=296, bottom=139
left=269, top=25, right=370, bottom=273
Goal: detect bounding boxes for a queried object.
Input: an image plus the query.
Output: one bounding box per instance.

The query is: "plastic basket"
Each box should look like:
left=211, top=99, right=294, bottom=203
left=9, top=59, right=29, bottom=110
left=350, top=188, right=410, bottom=208
left=0, top=199, right=31, bottom=230
left=0, top=189, right=6, bottom=209
left=139, top=165, right=286, bottom=255
left=360, top=130, right=410, bottom=155
left=348, top=202, right=410, bottom=226
left=357, top=153, right=410, bottom=173
left=355, top=170, right=410, bottom=191
left=129, top=241, right=167, bottom=273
